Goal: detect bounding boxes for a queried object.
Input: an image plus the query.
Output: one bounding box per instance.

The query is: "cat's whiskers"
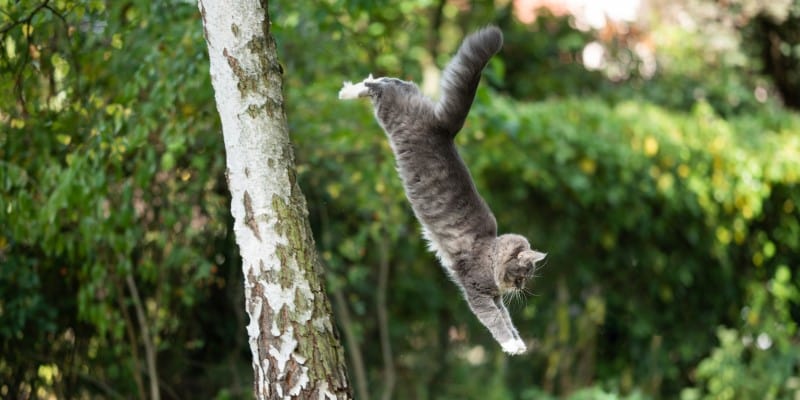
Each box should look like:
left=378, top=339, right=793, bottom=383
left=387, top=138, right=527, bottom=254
left=502, top=287, right=530, bottom=310
left=513, top=290, right=524, bottom=307
left=502, top=290, right=518, bottom=308
left=521, top=287, right=535, bottom=297
left=533, top=258, right=549, bottom=274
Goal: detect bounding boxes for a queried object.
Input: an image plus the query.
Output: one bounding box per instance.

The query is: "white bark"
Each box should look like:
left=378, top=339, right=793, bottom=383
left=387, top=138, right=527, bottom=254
left=198, top=1, right=351, bottom=398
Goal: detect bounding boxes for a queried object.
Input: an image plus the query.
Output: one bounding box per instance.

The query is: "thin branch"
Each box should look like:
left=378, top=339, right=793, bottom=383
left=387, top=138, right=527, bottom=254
left=113, top=274, right=148, bottom=400
left=3, top=0, right=60, bottom=118
left=155, top=371, right=181, bottom=400
left=332, top=287, right=369, bottom=400
left=125, top=273, right=161, bottom=400
left=77, top=372, right=126, bottom=400
left=42, top=2, right=84, bottom=95
left=319, top=201, right=369, bottom=400
left=42, top=3, right=67, bottom=25
left=12, top=24, right=31, bottom=118
left=427, top=0, right=447, bottom=58
left=376, top=235, right=395, bottom=400
left=0, top=0, right=50, bottom=35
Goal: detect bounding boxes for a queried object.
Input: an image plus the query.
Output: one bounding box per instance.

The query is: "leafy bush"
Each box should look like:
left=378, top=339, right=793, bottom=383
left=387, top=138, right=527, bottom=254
left=681, top=265, right=800, bottom=400
left=1, top=1, right=241, bottom=396
left=288, top=73, right=800, bottom=397
left=2, top=0, right=799, bottom=398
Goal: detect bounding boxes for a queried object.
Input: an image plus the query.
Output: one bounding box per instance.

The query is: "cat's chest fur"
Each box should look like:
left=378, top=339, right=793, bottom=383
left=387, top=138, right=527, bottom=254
left=375, top=105, right=498, bottom=269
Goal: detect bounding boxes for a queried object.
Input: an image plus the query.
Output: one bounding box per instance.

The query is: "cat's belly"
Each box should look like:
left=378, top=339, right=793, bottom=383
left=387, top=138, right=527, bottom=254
left=391, top=136, right=497, bottom=265
left=421, top=226, right=456, bottom=268
left=402, top=172, right=497, bottom=267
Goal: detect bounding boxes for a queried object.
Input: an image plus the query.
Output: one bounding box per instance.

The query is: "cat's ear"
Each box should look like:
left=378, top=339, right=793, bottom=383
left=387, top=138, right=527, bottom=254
left=517, top=250, right=546, bottom=265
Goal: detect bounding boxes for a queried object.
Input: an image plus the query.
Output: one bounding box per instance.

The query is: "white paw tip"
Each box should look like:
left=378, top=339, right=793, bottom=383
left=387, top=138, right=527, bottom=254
left=501, top=339, right=527, bottom=355
left=338, top=74, right=377, bottom=100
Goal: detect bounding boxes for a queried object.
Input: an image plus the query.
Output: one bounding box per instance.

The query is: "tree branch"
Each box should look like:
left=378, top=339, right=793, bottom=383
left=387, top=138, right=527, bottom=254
left=427, top=0, right=447, bottom=58
left=319, top=200, right=369, bottom=400
left=113, top=274, right=147, bottom=400
left=77, top=372, right=126, bottom=400
left=125, top=273, right=161, bottom=400
left=376, top=235, right=396, bottom=400
left=332, top=287, right=369, bottom=400
left=0, top=0, right=50, bottom=36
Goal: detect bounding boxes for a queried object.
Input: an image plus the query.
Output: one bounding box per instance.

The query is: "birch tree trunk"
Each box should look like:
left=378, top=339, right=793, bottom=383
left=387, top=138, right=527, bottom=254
left=198, top=1, right=352, bottom=398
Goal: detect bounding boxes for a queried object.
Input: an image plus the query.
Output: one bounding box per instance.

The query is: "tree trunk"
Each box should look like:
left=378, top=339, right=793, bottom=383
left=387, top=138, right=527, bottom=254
left=198, top=1, right=352, bottom=398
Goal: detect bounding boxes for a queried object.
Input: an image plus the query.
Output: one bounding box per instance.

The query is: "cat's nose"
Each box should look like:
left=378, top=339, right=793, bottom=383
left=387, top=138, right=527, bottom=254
left=514, top=277, right=524, bottom=288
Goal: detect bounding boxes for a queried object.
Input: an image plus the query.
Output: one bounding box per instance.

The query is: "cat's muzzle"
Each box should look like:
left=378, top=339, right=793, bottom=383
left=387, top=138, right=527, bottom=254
left=513, top=276, right=526, bottom=289
left=510, top=250, right=546, bottom=289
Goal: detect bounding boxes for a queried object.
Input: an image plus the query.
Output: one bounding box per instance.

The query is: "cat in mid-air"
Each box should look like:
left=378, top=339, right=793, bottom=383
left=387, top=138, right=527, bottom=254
left=338, top=26, right=546, bottom=355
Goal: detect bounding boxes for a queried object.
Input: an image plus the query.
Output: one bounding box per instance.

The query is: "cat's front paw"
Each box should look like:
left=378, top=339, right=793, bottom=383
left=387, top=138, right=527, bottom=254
left=338, top=74, right=377, bottom=100
left=500, top=339, right=527, bottom=355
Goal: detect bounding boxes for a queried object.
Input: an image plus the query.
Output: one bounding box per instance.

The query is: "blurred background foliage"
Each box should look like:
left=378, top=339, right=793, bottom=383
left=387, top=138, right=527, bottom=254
left=1, top=0, right=799, bottom=399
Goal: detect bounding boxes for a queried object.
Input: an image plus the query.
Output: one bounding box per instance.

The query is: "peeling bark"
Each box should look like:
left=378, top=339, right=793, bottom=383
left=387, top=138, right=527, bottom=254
left=199, top=0, right=352, bottom=398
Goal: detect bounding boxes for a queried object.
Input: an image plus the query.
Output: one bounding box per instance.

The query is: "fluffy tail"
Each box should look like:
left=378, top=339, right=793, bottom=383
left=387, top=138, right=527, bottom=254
left=435, top=26, right=503, bottom=135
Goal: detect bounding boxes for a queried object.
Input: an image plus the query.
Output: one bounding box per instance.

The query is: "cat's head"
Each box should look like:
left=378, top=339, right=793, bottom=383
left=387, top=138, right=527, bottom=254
left=493, top=234, right=546, bottom=292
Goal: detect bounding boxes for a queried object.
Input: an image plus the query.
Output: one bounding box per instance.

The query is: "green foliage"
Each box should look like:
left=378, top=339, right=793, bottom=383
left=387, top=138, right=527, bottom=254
left=523, top=386, right=651, bottom=400
left=629, top=21, right=772, bottom=117
left=494, top=10, right=606, bottom=100
left=288, top=65, right=800, bottom=396
left=724, top=0, right=800, bottom=110
left=681, top=266, right=800, bottom=400
left=1, top=0, right=244, bottom=397
left=2, top=0, right=799, bottom=398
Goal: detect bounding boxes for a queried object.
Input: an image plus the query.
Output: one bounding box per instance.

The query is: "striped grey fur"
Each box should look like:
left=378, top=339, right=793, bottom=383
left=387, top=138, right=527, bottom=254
left=358, top=26, right=546, bottom=355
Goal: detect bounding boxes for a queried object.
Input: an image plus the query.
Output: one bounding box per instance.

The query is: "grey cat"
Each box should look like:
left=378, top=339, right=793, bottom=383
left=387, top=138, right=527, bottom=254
left=339, top=26, right=546, bottom=355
